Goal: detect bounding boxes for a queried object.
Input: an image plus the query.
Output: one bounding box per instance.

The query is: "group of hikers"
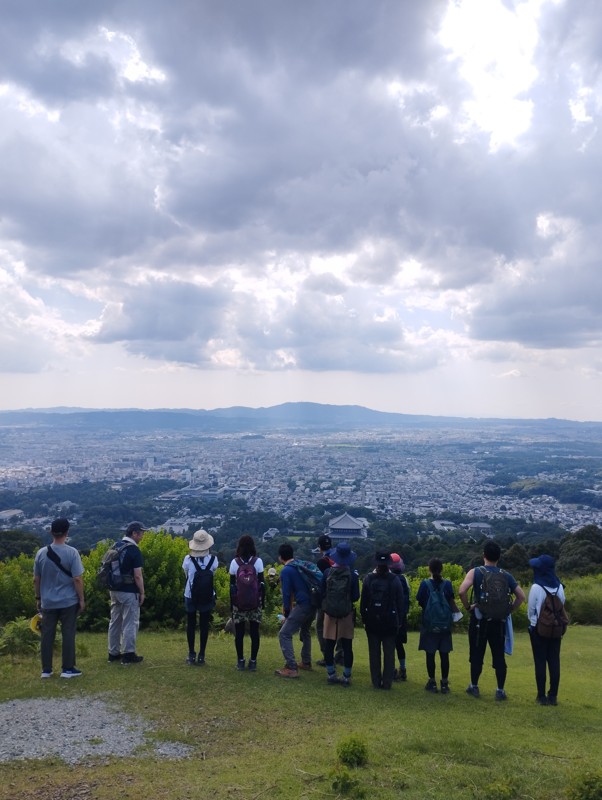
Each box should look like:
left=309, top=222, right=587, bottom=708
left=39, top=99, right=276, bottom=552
left=33, top=521, right=568, bottom=705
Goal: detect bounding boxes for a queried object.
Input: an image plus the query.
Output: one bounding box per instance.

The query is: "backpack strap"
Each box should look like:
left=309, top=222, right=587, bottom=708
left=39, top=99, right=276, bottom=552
left=46, top=545, right=73, bottom=578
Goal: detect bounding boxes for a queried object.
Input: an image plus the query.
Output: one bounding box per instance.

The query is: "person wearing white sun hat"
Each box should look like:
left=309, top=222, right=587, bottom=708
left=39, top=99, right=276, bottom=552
left=182, top=529, right=218, bottom=665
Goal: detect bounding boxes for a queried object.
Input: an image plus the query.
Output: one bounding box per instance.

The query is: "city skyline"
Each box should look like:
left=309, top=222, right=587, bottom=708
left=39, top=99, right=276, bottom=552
left=3, top=2, right=602, bottom=421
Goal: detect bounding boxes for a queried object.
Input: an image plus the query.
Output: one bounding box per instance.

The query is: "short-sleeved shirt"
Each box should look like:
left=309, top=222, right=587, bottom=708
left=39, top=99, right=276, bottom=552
left=115, top=537, right=144, bottom=594
left=34, top=543, right=84, bottom=609
left=229, top=556, right=265, bottom=576
left=182, top=553, right=218, bottom=600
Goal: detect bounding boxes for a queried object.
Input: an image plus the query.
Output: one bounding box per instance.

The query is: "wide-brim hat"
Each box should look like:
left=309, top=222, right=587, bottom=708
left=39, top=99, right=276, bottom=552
left=327, top=541, right=357, bottom=567
left=529, top=554, right=556, bottom=571
left=189, top=529, right=214, bottom=556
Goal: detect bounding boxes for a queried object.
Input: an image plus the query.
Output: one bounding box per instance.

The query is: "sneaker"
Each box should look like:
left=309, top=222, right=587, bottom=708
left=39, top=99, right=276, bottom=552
left=425, top=679, right=438, bottom=693
left=340, top=676, right=351, bottom=687
left=547, top=695, right=558, bottom=706
left=236, top=659, right=246, bottom=671
left=60, top=668, right=82, bottom=678
left=495, top=689, right=507, bottom=701
left=466, top=685, right=480, bottom=698
left=274, top=666, right=299, bottom=679
left=298, top=662, right=312, bottom=671
left=316, top=659, right=327, bottom=667
left=440, top=680, right=450, bottom=695
left=121, top=653, right=143, bottom=665
left=247, top=659, right=257, bottom=671
left=536, top=695, right=549, bottom=706
left=41, top=670, right=53, bottom=679
left=107, top=653, right=122, bottom=663
left=186, top=652, right=196, bottom=665
left=327, top=673, right=341, bottom=685
left=197, top=655, right=205, bottom=666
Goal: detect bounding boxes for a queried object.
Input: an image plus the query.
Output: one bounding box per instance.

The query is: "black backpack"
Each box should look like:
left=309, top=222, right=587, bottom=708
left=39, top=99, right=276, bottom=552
left=363, top=574, right=397, bottom=633
left=477, top=567, right=511, bottom=621
left=322, top=566, right=353, bottom=619
left=190, top=555, right=216, bottom=606
left=422, top=579, right=452, bottom=633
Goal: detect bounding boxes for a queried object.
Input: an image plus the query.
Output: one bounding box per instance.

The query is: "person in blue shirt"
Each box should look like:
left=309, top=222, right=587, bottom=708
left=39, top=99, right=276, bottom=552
left=459, top=540, right=525, bottom=700
left=274, top=543, right=316, bottom=678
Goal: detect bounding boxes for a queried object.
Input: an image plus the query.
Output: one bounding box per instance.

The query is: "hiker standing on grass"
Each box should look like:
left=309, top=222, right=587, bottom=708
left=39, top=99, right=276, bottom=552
left=34, top=518, right=85, bottom=679
left=315, top=534, right=333, bottom=666
left=416, top=558, right=461, bottom=694
left=360, top=551, right=404, bottom=690
left=458, top=540, right=526, bottom=701
left=320, top=542, right=360, bottom=687
left=182, top=529, right=218, bottom=666
left=275, top=543, right=316, bottom=678
left=390, top=553, right=410, bottom=682
left=527, top=554, right=567, bottom=706
left=229, top=535, right=265, bottom=672
left=108, top=521, right=147, bottom=665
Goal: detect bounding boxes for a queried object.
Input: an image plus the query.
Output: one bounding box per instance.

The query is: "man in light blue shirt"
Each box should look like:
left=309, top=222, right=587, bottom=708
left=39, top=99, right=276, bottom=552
left=33, top=518, right=85, bottom=679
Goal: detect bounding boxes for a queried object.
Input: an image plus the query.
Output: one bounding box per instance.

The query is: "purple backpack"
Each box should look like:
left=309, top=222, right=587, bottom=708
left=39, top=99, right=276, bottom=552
left=235, top=556, right=260, bottom=611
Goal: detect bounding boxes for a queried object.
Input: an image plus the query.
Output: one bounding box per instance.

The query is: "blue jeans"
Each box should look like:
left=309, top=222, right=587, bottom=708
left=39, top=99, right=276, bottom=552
left=41, top=603, right=79, bottom=673
left=279, top=604, right=315, bottom=669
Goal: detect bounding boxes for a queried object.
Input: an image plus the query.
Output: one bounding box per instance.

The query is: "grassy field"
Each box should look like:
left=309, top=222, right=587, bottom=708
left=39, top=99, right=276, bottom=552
left=0, top=627, right=601, bottom=800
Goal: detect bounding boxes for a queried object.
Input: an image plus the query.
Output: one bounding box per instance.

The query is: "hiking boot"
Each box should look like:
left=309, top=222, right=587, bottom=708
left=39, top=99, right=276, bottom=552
left=108, top=653, right=121, bottom=663
left=425, top=679, right=438, bottom=693
left=327, top=673, right=341, bottom=685
left=547, top=695, right=558, bottom=706
left=274, top=666, right=299, bottom=679
left=60, top=668, right=82, bottom=678
left=495, top=689, right=507, bottom=701
left=466, top=685, right=480, bottom=698
left=298, top=662, right=312, bottom=671
left=186, top=652, right=196, bottom=665
left=197, top=655, right=205, bottom=665
left=41, top=670, right=53, bottom=679
left=440, top=680, right=450, bottom=694
left=236, top=659, right=246, bottom=671
left=316, top=659, right=327, bottom=667
left=121, top=653, right=143, bottom=665
left=536, top=695, right=549, bottom=705
left=248, top=659, right=257, bottom=671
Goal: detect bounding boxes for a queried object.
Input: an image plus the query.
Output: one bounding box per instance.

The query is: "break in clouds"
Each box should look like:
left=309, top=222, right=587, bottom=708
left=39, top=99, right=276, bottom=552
left=1, top=0, right=602, bottom=391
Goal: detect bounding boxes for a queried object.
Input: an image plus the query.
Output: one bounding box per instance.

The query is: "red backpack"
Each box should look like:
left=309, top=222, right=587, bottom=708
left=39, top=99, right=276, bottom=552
left=235, top=556, right=260, bottom=611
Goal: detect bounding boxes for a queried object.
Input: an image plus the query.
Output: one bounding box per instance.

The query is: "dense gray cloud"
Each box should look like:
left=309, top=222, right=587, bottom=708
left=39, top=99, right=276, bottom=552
left=2, top=0, right=602, bottom=418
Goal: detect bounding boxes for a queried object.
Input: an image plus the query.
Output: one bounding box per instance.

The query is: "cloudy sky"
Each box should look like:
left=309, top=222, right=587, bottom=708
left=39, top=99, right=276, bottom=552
left=1, top=0, right=601, bottom=420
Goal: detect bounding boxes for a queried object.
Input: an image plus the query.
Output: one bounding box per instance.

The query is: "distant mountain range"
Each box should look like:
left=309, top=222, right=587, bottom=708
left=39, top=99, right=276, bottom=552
left=1, top=402, right=602, bottom=437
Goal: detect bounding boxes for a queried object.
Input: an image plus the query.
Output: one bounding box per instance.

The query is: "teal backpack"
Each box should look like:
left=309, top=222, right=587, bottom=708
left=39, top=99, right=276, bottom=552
left=422, top=579, right=452, bottom=633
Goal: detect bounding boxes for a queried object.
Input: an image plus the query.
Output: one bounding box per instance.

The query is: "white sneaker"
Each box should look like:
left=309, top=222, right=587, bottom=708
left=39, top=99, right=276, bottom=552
left=41, top=671, right=53, bottom=679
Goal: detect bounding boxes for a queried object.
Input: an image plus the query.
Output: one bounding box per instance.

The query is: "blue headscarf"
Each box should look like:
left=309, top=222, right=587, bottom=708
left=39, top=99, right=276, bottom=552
left=529, top=554, right=560, bottom=589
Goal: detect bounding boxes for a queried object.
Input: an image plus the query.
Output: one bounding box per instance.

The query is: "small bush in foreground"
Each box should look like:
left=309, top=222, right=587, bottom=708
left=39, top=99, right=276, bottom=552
left=336, top=734, right=368, bottom=768
left=0, top=617, right=39, bottom=658
left=330, top=766, right=366, bottom=798
left=568, top=770, right=602, bottom=800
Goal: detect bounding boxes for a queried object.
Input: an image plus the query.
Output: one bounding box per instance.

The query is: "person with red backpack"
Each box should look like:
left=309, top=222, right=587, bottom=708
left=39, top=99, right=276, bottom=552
left=527, top=554, right=567, bottom=706
left=229, top=535, right=265, bottom=671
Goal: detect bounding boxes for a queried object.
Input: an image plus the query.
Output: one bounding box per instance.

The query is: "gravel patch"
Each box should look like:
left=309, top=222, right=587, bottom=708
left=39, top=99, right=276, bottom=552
left=0, top=696, right=194, bottom=764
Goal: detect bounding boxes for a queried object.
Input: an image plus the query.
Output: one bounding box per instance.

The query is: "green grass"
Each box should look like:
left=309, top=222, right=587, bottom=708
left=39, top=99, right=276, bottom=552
left=0, top=628, right=601, bottom=800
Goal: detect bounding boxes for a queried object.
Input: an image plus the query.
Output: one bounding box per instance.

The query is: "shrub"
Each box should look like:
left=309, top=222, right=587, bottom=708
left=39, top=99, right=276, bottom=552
left=330, top=766, right=366, bottom=798
left=0, top=617, right=39, bottom=658
left=567, top=770, right=602, bottom=800
left=564, top=575, right=602, bottom=626
left=336, top=734, right=368, bottom=768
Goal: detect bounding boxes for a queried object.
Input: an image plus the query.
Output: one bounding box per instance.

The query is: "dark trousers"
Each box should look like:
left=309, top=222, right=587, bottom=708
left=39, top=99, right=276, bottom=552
left=529, top=630, right=561, bottom=698
left=468, top=615, right=507, bottom=688
left=366, top=630, right=396, bottom=689
left=324, top=637, right=353, bottom=670
left=186, top=610, right=212, bottom=657
left=316, top=609, right=343, bottom=661
left=41, top=603, right=79, bottom=673
left=235, top=620, right=260, bottom=661
left=426, top=651, right=449, bottom=681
